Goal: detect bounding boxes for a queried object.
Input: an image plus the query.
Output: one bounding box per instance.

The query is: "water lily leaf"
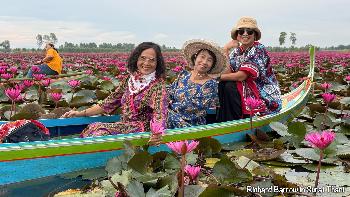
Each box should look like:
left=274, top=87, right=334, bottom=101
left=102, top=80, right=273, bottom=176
left=9, top=111, right=32, bottom=120
left=336, top=144, right=350, bottom=159
left=204, top=158, right=220, bottom=168
left=186, top=152, right=198, bottom=165
left=212, top=156, right=252, bottom=184
left=163, top=154, right=180, bottom=170
left=288, top=122, right=306, bottom=138
left=158, top=174, right=178, bottom=195
left=99, top=80, right=115, bottom=92
left=60, top=167, right=107, bottom=180
left=294, top=148, right=337, bottom=164
left=128, top=151, right=153, bottom=174
left=269, top=122, right=290, bottom=136
left=340, top=97, right=350, bottom=105
left=199, top=185, right=248, bottom=197
left=335, top=125, right=350, bottom=136
left=221, top=141, right=250, bottom=151
left=335, top=133, right=350, bottom=144
left=184, top=185, right=205, bottom=197
left=105, top=142, right=134, bottom=175
left=70, top=89, right=96, bottom=106
left=95, top=89, right=109, bottom=100
left=226, top=149, right=254, bottom=159
left=278, top=151, right=310, bottom=164
left=126, top=180, right=145, bottom=197
left=251, top=166, right=270, bottom=177
left=253, top=148, right=286, bottom=161
left=313, top=114, right=332, bottom=129
left=196, top=137, right=222, bottom=156
left=146, top=186, right=172, bottom=197
left=236, top=156, right=260, bottom=172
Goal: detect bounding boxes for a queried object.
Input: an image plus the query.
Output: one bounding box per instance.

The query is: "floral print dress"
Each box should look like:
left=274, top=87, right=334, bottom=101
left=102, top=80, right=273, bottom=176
left=229, top=42, right=282, bottom=115
left=167, top=70, right=218, bottom=129
left=80, top=75, right=168, bottom=137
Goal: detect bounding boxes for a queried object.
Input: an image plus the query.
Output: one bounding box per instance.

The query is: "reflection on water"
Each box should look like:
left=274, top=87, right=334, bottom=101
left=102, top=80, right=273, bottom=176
left=0, top=169, right=94, bottom=197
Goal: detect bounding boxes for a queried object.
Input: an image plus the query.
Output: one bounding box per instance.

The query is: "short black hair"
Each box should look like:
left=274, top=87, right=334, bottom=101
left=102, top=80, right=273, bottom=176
left=190, top=49, right=217, bottom=73
left=127, top=42, right=165, bottom=79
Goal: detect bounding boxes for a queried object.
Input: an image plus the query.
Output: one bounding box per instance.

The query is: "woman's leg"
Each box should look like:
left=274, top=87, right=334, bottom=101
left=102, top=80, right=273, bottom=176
left=217, top=81, right=242, bottom=122
left=27, top=64, right=58, bottom=78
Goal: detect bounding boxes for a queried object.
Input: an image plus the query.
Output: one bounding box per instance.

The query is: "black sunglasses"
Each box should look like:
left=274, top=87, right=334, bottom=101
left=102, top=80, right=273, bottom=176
left=237, top=28, right=255, bottom=36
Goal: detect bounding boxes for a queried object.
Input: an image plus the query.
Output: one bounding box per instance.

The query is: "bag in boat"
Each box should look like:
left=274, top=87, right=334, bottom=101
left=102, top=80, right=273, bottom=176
left=0, top=119, right=50, bottom=143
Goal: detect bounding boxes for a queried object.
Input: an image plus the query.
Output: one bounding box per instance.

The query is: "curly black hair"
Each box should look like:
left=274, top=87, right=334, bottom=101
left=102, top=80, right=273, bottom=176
left=127, top=42, right=165, bottom=79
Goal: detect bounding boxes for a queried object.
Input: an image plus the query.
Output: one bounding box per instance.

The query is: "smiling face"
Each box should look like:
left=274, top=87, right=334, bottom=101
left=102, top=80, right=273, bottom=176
left=136, top=48, right=157, bottom=76
left=193, top=50, right=214, bottom=74
left=237, top=28, right=256, bottom=49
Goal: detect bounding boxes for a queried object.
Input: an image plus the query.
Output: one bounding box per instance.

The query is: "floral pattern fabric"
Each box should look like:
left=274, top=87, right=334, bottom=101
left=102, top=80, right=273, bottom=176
left=80, top=75, right=168, bottom=137
left=229, top=42, right=282, bottom=115
left=167, top=70, right=218, bottom=129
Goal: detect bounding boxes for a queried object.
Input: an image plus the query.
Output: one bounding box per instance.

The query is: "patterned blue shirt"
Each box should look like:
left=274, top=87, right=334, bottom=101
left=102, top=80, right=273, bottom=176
left=167, top=70, right=218, bottom=129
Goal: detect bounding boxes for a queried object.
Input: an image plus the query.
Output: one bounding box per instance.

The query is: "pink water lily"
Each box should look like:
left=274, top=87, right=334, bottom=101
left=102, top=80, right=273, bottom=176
left=345, top=75, right=350, bottom=82
left=68, top=79, right=81, bottom=88
left=50, top=92, right=63, bottom=102
left=305, top=130, right=336, bottom=150
left=41, top=78, right=52, bottom=87
left=1, top=73, right=13, bottom=80
left=166, top=140, right=199, bottom=155
left=5, top=88, right=21, bottom=101
left=9, top=67, right=18, bottom=74
left=172, top=66, right=183, bottom=73
left=23, top=80, right=34, bottom=88
left=320, top=82, right=332, bottom=91
left=31, top=66, right=41, bottom=73
left=245, top=97, right=263, bottom=111
left=150, top=119, right=165, bottom=134
left=33, top=73, right=46, bottom=81
left=321, top=93, right=336, bottom=104
left=184, top=165, right=201, bottom=181
left=84, top=69, right=93, bottom=75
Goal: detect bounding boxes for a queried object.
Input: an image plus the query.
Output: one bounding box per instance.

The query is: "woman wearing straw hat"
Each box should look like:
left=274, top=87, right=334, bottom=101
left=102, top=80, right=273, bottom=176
left=217, top=17, right=282, bottom=121
left=167, top=39, right=227, bottom=129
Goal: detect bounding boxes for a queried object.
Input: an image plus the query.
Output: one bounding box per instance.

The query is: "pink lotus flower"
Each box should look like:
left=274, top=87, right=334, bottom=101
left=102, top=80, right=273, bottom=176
left=115, top=191, right=121, bottom=197
left=172, top=66, right=183, bottom=73
left=166, top=140, right=199, bottom=155
left=320, top=82, right=332, bottom=91
left=245, top=97, right=263, bottom=111
left=31, top=66, right=41, bottom=73
left=68, top=79, right=81, bottom=88
left=50, top=92, right=62, bottom=102
left=9, top=67, right=18, bottom=74
left=305, top=130, right=336, bottom=150
left=184, top=165, right=201, bottom=181
left=15, top=84, right=26, bottom=92
left=23, top=80, right=34, bottom=88
left=1, top=73, right=13, bottom=80
left=321, top=93, right=336, bottom=104
left=84, top=69, right=93, bottom=75
left=33, top=73, right=46, bottom=81
left=102, top=76, right=111, bottom=81
left=41, top=78, right=52, bottom=87
left=150, top=119, right=165, bottom=134
left=345, top=75, right=350, bottom=82
left=5, top=88, right=21, bottom=101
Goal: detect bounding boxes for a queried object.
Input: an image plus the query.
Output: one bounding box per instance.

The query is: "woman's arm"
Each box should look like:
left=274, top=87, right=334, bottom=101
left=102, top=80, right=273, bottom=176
left=220, top=70, right=248, bottom=81
left=61, top=104, right=104, bottom=118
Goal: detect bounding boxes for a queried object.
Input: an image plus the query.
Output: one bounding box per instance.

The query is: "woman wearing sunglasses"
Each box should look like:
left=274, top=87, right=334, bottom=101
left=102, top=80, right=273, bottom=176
left=216, top=17, right=282, bottom=121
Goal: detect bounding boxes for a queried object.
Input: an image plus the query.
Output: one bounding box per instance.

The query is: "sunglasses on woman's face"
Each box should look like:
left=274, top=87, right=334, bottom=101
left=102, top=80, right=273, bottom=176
left=237, top=28, right=255, bottom=36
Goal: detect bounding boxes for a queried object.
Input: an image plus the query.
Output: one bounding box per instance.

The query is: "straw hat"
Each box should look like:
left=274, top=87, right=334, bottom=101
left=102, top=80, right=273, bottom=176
left=231, top=17, right=261, bottom=40
left=182, top=39, right=227, bottom=74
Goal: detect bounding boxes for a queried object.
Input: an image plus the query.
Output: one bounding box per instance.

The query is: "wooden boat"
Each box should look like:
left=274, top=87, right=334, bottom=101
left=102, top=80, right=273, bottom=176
left=0, top=47, right=315, bottom=186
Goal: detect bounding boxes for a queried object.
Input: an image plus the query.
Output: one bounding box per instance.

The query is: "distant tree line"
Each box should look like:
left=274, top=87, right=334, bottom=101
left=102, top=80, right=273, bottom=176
left=1, top=31, right=350, bottom=53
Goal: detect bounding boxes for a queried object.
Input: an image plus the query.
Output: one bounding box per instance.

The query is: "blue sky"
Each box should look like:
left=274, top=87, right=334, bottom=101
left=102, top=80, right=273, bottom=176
left=1, top=0, right=349, bottom=48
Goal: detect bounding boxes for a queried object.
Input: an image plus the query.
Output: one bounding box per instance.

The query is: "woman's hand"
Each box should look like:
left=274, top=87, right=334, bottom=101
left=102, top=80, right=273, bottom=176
left=223, top=40, right=239, bottom=56
left=61, top=110, right=84, bottom=118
